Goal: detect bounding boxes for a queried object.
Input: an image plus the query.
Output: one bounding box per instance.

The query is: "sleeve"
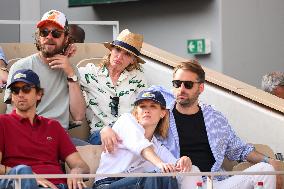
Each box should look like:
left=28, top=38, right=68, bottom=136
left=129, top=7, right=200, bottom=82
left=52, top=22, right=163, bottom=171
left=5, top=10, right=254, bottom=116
left=224, top=117, right=254, bottom=161
left=53, top=121, right=77, bottom=161
left=0, top=47, right=7, bottom=65
left=153, top=138, right=177, bottom=164
left=113, top=113, right=152, bottom=155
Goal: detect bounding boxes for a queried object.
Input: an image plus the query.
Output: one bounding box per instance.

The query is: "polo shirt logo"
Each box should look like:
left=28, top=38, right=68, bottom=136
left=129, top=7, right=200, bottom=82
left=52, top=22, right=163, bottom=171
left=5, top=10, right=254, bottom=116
left=46, top=136, right=53, bottom=141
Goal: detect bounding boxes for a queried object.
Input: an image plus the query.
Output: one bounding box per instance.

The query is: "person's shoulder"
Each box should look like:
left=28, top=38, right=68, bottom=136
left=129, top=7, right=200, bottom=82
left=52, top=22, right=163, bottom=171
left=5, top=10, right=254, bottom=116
left=0, top=114, right=14, bottom=125
left=200, top=102, right=228, bottom=120
left=129, top=68, right=145, bottom=75
left=38, top=116, right=64, bottom=129
left=10, top=54, right=37, bottom=68
left=0, top=113, right=12, bottom=120
left=78, top=63, right=99, bottom=73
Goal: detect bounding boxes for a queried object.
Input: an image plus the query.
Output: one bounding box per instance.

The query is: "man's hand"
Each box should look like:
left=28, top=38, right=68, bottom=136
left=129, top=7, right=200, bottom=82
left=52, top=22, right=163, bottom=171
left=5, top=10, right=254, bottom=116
left=47, top=54, right=75, bottom=77
left=64, top=44, right=77, bottom=58
left=67, top=168, right=87, bottom=189
left=269, top=159, right=283, bottom=189
left=100, top=126, right=122, bottom=153
left=175, top=156, right=192, bottom=172
left=157, top=162, right=176, bottom=173
left=36, top=177, right=58, bottom=189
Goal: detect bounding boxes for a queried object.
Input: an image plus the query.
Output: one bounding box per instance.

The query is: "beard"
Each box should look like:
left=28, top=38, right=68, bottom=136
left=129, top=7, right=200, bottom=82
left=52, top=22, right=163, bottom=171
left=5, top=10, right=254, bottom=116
left=38, top=39, right=66, bottom=58
left=175, top=90, right=200, bottom=108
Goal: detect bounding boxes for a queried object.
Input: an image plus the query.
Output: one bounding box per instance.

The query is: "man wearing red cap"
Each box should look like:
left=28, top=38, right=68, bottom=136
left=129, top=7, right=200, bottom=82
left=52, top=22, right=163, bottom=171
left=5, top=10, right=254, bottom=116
left=4, top=10, right=85, bottom=131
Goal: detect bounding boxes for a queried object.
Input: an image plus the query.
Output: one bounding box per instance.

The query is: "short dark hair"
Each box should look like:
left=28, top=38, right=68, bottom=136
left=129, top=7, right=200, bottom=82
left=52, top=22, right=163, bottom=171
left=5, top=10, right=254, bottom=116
left=173, top=60, right=205, bottom=83
left=69, top=24, right=85, bottom=43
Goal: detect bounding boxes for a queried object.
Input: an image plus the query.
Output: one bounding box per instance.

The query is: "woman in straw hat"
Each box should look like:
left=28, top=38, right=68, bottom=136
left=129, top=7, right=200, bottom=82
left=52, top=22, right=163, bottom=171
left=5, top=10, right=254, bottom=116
left=93, top=89, right=201, bottom=189
left=79, top=29, right=148, bottom=145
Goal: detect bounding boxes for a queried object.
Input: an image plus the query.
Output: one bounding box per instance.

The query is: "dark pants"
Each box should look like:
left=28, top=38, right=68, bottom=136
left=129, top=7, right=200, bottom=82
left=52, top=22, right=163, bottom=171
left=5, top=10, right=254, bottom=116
left=88, top=130, right=102, bottom=145
left=93, top=176, right=178, bottom=189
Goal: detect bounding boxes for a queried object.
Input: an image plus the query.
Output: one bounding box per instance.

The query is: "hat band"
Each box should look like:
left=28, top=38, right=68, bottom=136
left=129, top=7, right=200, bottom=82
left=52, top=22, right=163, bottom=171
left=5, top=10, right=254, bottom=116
left=113, top=40, right=140, bottom=56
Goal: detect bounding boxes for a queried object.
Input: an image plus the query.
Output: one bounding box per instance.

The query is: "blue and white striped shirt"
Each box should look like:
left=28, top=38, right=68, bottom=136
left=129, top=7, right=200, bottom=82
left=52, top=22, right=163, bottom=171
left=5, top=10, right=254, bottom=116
left=149, top=85, right=254, bottom=180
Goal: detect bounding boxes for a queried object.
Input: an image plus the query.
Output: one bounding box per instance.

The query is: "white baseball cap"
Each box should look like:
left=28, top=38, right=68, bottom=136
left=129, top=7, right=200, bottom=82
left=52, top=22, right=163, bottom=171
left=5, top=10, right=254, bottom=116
left=37, top=10, right=68, bottom=30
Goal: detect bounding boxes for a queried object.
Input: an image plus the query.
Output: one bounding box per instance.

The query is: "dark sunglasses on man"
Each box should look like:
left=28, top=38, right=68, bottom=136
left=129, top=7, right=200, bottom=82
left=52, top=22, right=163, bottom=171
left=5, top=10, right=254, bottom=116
left=39, top=28, right=64, bottom=38
left=10, top=85, right=36, bottom=95
left=172, top=80, right=200, bottom=90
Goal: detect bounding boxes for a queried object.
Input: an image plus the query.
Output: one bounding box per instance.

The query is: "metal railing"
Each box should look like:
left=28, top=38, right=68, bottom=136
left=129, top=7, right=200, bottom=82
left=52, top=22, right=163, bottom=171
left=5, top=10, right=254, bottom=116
left=0, top=20, right=119, bottom=41
left=1, top=171, right=283, bottom=189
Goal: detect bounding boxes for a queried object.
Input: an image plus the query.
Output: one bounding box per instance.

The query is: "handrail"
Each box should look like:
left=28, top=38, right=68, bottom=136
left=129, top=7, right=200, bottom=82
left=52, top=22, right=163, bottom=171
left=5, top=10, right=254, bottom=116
left=0, top=20, right=119, bottom=41
left=1, top=171, right=283, bottom=189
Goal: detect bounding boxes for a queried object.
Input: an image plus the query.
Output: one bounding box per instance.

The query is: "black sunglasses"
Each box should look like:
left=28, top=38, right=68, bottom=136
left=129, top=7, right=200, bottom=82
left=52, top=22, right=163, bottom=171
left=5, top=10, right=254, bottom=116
left=110, top=96, right=119, bottom=117
left=39, top=28, right=64, bottom=38
left=10, top=85, right=35, bottom=95
left=172, top=80, right=200, bottom=90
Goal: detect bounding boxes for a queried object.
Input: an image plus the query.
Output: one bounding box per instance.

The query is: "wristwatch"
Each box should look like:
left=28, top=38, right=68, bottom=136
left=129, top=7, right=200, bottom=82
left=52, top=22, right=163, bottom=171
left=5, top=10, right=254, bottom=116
left=67, top=75, right=78, bottom=82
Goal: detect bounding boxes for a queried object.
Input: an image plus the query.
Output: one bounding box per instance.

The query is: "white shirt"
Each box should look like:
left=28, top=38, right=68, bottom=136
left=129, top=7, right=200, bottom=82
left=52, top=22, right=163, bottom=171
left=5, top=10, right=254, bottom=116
left=95, top=113, right=177, bottom=181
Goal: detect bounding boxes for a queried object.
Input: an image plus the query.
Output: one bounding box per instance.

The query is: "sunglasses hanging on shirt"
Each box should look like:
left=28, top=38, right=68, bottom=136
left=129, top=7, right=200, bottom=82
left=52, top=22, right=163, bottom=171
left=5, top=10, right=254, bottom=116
left=110, top=96, right=119, bottom=117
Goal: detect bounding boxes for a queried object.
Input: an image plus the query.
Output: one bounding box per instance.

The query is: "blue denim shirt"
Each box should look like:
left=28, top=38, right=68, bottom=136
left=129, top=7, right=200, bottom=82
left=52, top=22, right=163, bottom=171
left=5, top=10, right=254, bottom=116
left=149, top=85, right=254, bottom=180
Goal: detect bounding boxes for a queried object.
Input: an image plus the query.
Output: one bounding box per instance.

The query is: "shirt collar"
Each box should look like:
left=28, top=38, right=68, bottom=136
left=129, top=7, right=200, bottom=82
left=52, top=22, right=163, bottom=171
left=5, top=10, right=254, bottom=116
left=11, top=109, right=41, bottom=124
left=98, top=65, right=131, bottom=82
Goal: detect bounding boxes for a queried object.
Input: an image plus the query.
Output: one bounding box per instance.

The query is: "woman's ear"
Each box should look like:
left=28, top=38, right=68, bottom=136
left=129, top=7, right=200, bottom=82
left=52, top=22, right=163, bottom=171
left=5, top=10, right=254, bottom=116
left=160, top=109, right=166, bottom=119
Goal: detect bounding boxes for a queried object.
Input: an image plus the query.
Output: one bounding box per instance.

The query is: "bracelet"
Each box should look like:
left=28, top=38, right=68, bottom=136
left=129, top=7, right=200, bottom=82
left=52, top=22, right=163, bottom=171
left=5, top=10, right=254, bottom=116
left=261, top=155, right=270, bottom=163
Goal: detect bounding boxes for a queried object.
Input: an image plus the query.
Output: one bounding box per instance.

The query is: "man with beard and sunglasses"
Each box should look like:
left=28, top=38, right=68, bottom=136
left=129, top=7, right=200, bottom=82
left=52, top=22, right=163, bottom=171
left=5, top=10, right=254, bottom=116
left=152, top=61, right=281, bottom=189
left=0, top=69, right=90, bottom=189
left=4, top=10, right=85, bottom=132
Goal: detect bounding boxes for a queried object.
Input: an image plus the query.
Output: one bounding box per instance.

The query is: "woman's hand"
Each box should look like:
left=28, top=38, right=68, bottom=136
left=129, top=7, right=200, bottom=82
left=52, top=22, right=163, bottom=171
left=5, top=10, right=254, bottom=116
left=175, top=156, right=192, bottom=172
left=100, top=126, right=122, bottom=153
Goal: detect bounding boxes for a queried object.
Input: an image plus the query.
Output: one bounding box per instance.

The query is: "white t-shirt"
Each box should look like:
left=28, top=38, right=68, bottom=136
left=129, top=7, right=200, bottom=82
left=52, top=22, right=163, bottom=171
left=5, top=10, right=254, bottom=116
left=95, top=113, right=177, bottom=181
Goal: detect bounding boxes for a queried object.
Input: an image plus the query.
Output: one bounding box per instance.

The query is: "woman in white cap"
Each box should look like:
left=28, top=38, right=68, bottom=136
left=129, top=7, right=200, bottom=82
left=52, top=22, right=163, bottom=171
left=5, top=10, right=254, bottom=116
left=93, top=89, right=201, bottom=189
left=79, top=29, right=148, bottom=145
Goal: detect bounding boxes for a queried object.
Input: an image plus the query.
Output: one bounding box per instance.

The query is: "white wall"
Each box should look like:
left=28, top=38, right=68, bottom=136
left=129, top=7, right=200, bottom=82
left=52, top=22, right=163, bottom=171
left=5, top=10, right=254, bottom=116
left=221, top=0, right=284, bottom=87
left=0, top=0, right=20, bottom=42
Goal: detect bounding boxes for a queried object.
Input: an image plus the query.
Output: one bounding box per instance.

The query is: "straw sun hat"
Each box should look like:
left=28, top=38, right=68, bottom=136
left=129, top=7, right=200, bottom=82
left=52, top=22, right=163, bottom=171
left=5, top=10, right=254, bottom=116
left=103, top=29, right=145, bottom=64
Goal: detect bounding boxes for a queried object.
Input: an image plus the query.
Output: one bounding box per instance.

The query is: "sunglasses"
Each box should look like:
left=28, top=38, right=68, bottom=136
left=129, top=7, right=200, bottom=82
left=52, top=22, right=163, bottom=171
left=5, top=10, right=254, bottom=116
left=10, top=85, right=35, bottom=95
left=172, top=80, right=200, bottom=90
left=39, top=28, right=64, bottom=38
left=110, top=96, right=119, bottom=117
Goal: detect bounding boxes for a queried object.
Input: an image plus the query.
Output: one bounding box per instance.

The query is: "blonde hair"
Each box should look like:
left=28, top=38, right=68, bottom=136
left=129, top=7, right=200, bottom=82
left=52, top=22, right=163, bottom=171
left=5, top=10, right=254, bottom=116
left=132, top=104, right=169, bottom=139
left=99, top=49, right=141, bottom=72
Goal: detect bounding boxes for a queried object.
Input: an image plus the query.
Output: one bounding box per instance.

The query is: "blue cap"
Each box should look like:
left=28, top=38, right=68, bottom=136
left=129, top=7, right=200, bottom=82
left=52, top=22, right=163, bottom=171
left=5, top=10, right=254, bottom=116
left=7, top=69, right=40, bottom=88
left=134, top=89, right=166, bottom=107
left=147, top=85, right=175, bottom=110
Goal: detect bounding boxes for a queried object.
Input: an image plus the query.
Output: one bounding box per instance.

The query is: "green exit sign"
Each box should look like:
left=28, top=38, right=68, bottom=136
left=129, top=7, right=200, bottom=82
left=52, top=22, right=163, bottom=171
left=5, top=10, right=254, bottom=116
left=187, top=39, right=211, bottom=54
